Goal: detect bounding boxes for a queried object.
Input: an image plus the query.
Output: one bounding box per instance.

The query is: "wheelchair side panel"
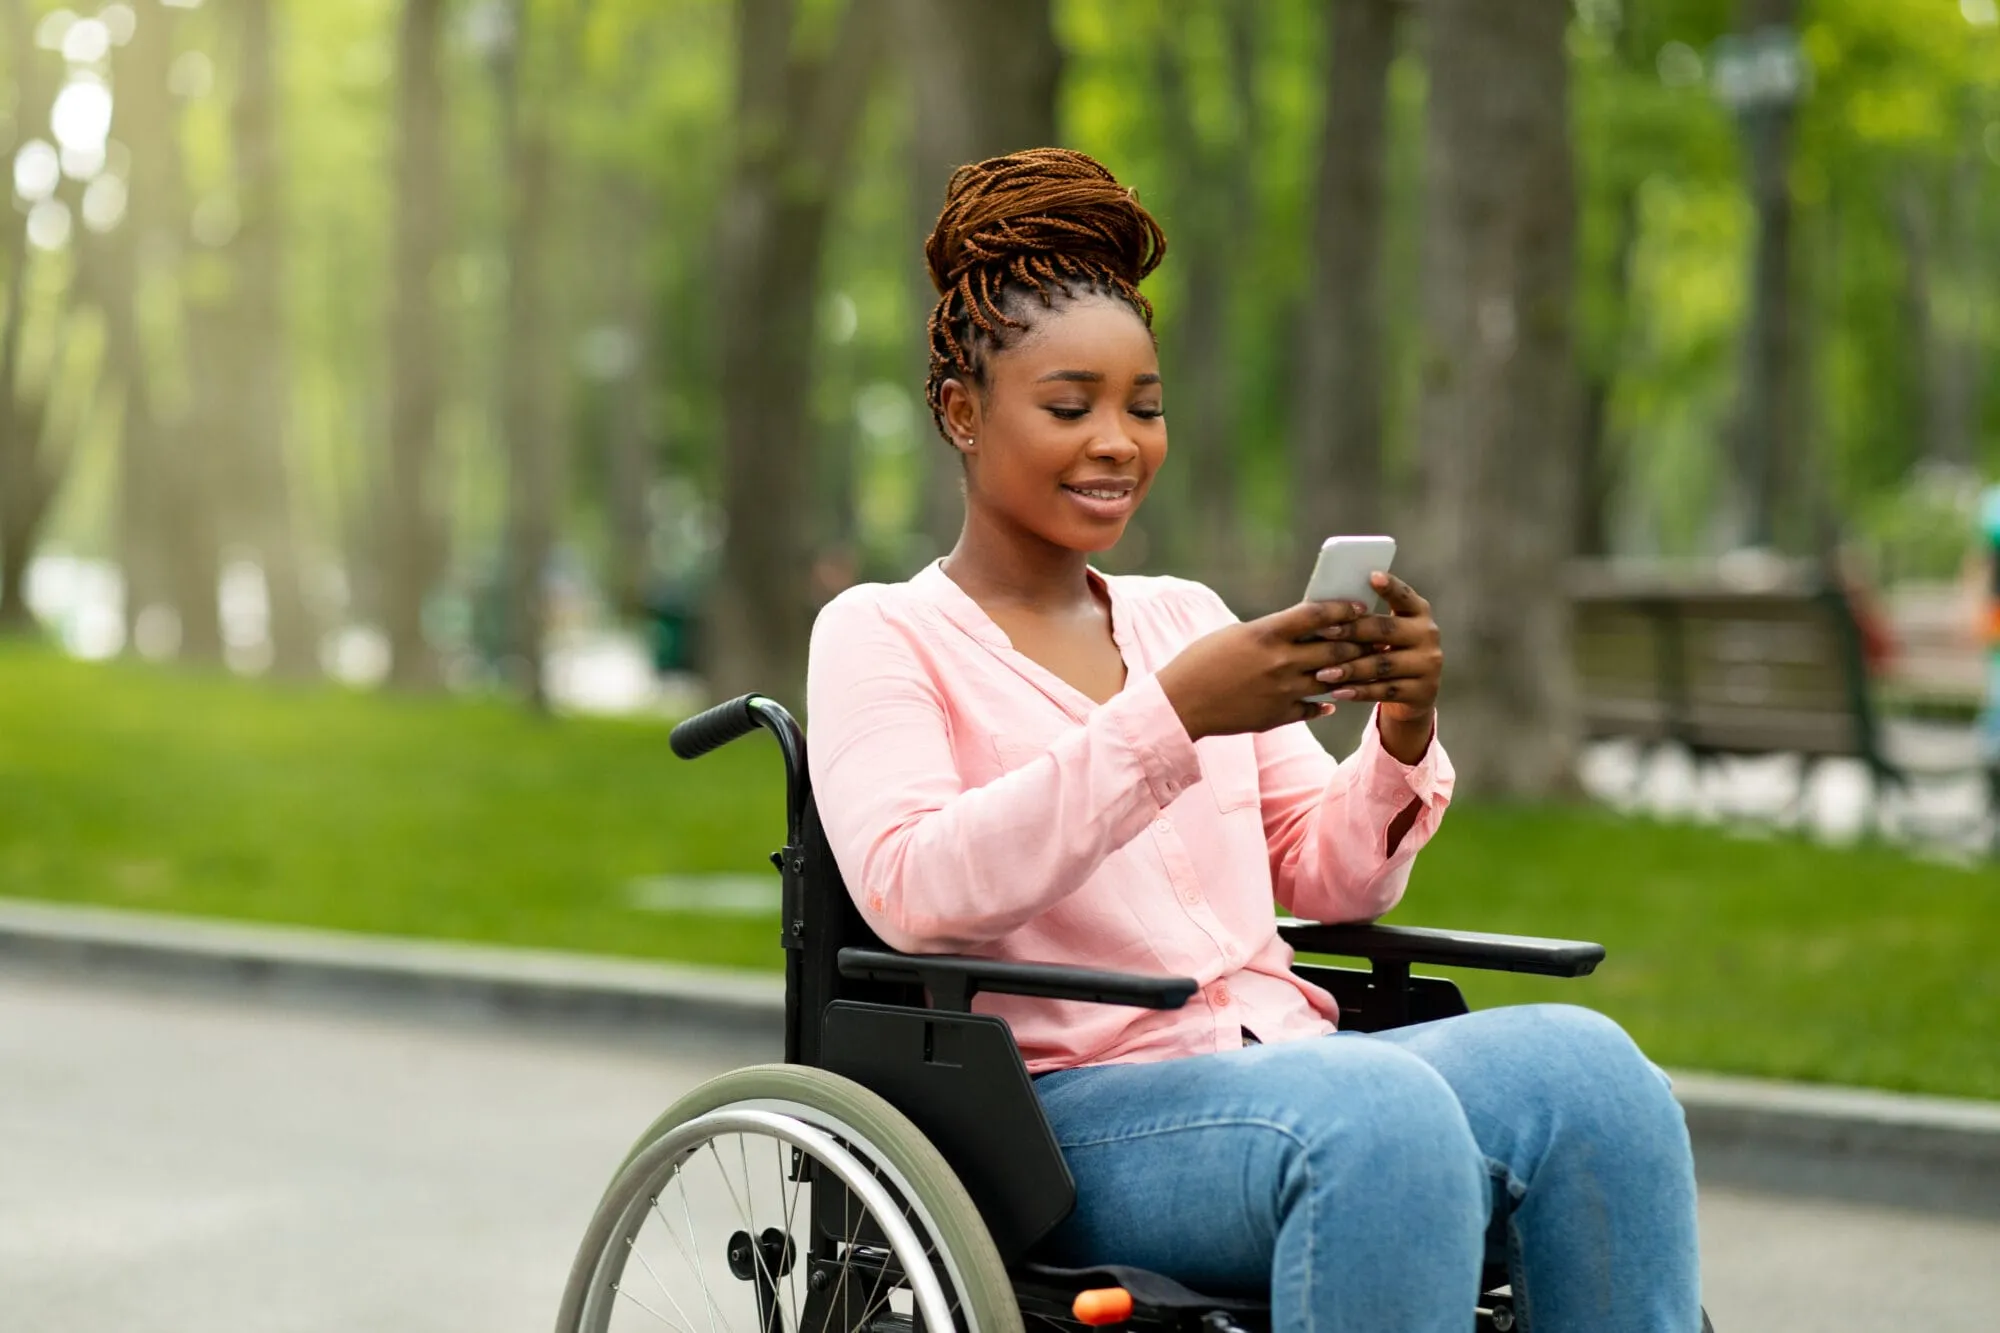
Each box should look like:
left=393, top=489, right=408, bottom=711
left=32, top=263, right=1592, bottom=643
left=821, top=1001, right=1077, bottom=1265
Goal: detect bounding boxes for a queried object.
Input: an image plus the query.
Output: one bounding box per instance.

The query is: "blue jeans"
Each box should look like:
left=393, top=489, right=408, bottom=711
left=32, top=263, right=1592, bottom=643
left=1033, top=1004, right=1700, bottom=1333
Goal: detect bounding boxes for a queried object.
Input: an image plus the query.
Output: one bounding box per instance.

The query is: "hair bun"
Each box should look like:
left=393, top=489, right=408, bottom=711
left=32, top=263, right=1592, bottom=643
left=923, top=148, right=1166, bottom=296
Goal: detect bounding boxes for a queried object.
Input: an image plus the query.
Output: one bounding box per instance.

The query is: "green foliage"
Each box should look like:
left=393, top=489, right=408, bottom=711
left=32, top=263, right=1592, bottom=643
left=6, top=644, right=1997, bottom=1097
left=14, top=0, right=1999, bottom=591
left=0, top=642, right=787, bottom=967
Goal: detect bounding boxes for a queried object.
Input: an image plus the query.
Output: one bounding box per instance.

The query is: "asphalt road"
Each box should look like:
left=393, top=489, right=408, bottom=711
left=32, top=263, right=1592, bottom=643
left=4, top=972, right=1996, bottom=1332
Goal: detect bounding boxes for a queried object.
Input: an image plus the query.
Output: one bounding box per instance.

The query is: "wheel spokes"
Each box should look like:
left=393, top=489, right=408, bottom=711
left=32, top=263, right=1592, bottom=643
left=609, top=1123, right=962, bottom=1333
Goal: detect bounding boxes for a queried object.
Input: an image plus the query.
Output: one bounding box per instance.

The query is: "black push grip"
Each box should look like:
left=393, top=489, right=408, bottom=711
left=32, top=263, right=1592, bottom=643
left=670, top=694, right=763, bottom=760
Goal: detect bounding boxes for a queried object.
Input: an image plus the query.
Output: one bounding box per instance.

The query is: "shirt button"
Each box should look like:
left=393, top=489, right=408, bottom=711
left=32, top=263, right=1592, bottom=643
left=1180, top=886, right=1202, bottom=906
left=1211, top=982, right=1232, bottom=1007
left=1154, top=818, right=1172, bottom=833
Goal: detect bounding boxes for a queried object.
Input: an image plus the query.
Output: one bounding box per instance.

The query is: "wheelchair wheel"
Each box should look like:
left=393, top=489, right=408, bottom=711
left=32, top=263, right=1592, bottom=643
left=556, top=1064, right=1022, bottom=1333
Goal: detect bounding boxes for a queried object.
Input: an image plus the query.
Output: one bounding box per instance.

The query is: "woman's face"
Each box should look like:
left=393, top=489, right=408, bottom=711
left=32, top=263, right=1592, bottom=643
left=942, top=295, right=1167, bottom=555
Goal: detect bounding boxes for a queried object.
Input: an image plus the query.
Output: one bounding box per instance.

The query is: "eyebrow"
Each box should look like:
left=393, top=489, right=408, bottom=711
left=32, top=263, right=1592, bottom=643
left=1036, top=369, right=1163, bottom=386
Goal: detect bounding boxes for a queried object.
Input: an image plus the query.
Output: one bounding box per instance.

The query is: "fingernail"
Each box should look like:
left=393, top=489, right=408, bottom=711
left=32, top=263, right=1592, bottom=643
left=1327, top=625, right=1348, bottom=640
left=1371, top=572, right=1387, bottom=585
left=1351, top=602, right=1368, bottom=617
left=1330, top=688, right=1357, bottom=700
left=1319, top=703, right=1337, bottom=716
left=1318, top=667, right=1345, bottom=683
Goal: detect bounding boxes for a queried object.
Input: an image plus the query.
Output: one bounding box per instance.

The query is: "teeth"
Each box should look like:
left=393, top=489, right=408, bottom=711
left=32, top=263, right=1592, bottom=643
left=1069, top=487, right=1124, bottom=500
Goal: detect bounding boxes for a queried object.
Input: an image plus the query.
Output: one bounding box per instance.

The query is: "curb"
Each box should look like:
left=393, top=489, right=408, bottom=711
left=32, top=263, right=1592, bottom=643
left=0, top=898, right=783, bottom=1038
left=1670, top=1070, right=2000, bottom=1219
left=5, top=898, right=1997, bottom=1216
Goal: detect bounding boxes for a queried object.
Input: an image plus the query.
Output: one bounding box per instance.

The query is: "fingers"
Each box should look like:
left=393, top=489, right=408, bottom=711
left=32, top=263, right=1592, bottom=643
left=1322, top=612, right=1415, bottom=646
left=1267, top=598, right=1368, bottom=640
left=1311, top=648, right=1432, bottom=688
left=1316, top=678, right=1434, bottom=705
left=1371, top=571, right=1430, bottom=617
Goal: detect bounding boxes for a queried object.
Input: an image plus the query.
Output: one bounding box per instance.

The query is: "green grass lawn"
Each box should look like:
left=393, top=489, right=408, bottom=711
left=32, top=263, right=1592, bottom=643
left=4, top=644, right=1996, bottom=1098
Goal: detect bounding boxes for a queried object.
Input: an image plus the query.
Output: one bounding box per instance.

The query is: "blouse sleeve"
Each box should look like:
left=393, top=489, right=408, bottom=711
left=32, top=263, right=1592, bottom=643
left=1254, top=706, right=1455, bottom=923
left=805, top=589, right=1204, bottom=953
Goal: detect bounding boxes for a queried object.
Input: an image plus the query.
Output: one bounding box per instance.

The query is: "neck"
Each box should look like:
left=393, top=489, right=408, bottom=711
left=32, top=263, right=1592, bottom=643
left=941, top=505, right=1097, bottom=611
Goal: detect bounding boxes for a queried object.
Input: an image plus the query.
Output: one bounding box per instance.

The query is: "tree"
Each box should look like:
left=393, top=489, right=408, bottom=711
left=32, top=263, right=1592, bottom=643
left=382, top=0, right=450, bottom=689
left=707, top=0, right=891, bottom=696
left=76, top=0, right=226, bottom=662
left=1150, top=0, right=1260, bottom=594
left=1724, top=0, right=1803, bottom=549
left=226, top=0, right=317, bottom=675
left=493, top=0, right=563, bottom=710
left=0, top=0, right=58, bottom=633
left=1413, top=0, right=1579, bottom=797
left=901, top=0, right=1063, bottom=555
left=1291, top=0, right=1400, bottom=579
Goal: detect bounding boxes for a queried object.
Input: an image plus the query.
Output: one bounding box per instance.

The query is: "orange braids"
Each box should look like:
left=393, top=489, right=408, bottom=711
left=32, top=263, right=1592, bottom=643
left=922, top=148, right=1167, bottom=441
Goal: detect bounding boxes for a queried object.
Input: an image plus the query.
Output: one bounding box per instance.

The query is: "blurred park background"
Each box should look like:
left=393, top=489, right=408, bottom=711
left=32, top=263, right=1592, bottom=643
left=2, top=0, right=1998, bottom=1097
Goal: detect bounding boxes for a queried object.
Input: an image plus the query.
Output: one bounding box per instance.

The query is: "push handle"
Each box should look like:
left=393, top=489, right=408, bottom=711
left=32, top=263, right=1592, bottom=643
left=670, top=694, right=763, bottom=760
left=667, top=691, right=809, bottom=847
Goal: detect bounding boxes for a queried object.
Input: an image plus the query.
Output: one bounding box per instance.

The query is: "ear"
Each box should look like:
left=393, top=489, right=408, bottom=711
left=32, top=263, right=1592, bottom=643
left=938, top=378, right=982, bottom=456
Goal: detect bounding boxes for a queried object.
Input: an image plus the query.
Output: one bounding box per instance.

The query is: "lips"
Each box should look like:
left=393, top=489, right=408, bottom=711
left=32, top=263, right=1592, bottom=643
left=1061, top=479, right=1139, bottom=520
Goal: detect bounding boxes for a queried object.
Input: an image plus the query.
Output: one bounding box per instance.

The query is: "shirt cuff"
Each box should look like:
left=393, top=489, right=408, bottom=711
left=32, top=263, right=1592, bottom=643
left=1104, top=672, right=1204, bottom=809
left=1357, top=705, right=1455, bottom=810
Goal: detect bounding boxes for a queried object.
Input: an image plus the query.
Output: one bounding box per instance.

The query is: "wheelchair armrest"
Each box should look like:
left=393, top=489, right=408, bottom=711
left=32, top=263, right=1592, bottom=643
left=837, top=947, right=1198, bottom=1013
left=1278, top=921, right=1605, bottom=978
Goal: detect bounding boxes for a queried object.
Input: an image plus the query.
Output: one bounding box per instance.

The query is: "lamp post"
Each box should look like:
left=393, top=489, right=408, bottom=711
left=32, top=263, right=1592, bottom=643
left=1712, top=22, right=1807, bottom=551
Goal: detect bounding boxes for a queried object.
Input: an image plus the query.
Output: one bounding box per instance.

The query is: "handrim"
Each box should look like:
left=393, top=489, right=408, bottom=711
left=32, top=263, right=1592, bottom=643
left=557, top=1065, right=1021, bottom=1333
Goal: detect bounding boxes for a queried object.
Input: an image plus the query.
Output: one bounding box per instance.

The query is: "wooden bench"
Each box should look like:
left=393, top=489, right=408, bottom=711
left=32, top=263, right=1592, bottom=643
left=1568, top=562, right=1993, bottom=835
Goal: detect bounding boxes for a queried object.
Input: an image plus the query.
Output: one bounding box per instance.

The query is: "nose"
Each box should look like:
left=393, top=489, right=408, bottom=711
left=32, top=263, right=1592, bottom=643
left=1088, top=423, right=1141, bottom=464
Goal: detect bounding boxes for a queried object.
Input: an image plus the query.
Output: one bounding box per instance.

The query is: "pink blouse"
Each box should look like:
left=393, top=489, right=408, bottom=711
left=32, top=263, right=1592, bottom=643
left=804, top=560, right=1456, bottom=1073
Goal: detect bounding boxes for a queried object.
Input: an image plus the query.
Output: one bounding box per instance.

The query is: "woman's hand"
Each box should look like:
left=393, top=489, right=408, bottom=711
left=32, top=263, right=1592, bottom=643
left=1313, top=572, right=1443, bottom=762
left=1157, top=598, right=1386, bottom=741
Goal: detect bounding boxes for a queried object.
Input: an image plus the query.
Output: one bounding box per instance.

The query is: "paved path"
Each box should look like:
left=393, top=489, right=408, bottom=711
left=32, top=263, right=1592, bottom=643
left=4, top=973, right=1996, bottom=1332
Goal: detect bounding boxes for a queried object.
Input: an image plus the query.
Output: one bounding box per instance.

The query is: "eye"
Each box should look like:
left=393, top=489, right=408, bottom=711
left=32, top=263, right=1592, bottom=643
left=1045, top=405, right=1090, bottom=421
left=1130, top=406, right=1165, bottom=421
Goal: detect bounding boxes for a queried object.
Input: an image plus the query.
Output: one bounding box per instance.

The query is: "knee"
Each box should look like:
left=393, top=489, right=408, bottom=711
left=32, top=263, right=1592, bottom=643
left=1290, top=1044, right=1486, bottom=1208
left=1509, top=1004, right=1687, bottom=1146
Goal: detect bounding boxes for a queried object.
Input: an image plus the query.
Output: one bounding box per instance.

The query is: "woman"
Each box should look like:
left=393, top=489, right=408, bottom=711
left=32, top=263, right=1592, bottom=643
left=805, top=148, right=1700, bottom=1333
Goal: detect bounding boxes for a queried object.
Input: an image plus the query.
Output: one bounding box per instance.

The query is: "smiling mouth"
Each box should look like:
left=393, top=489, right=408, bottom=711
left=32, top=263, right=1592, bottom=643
left=1062, top=484, right=1134, bottom=501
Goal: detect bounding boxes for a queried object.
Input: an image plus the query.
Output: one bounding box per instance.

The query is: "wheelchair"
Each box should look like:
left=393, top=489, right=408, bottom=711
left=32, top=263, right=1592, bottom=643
left=557, top=694, right=1714, bottom=1333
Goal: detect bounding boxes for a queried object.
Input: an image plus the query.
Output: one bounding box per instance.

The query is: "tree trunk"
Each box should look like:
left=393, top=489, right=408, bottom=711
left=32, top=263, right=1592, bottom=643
left=495, top=0, right=561, bottom=711
left=1894, top=176, right=1936, bottom=468
left=1575, top=181, right=1640, bottom=558
left=1414, top=0, right=1579, bottom=798
left=168, top=300, right=230, bottom=664
left=603, top=186, right=658, bottom=620
left=1294, top=0, right=1399, bottom=578
left=229, top=0, right=316, bottom=674
left=708, top=0, right=889, bottom=698
left=1148, top=0, right=1257, bottom=592
left=1729, top=0, right=1800, bottom=550
left=1932, top=123, right=1986, bottom=470
left=0, top=0, right=53, bottom=633
left=78, top=0, right=222, bottom=660
left=383, top=0, right=450, bottom=688
left=903, top=0, right=1062, bottom=558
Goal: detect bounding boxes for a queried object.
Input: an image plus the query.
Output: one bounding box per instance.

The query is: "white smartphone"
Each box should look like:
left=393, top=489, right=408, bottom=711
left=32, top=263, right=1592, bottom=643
left=1302, top=535, right=1397, bottom=701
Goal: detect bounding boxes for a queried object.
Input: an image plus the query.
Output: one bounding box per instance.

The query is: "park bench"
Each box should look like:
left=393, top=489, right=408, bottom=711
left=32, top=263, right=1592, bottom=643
left=1567, top=560, right=1994, bottom=838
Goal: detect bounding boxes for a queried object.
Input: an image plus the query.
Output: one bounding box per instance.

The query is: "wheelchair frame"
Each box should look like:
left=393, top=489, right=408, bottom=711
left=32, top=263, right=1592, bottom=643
left=659, top=692, right=1624, bottom=1333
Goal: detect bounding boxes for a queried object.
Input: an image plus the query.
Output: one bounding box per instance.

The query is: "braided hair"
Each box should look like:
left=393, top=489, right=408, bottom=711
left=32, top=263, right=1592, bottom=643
left=922, top=148, right=1167, bottom=443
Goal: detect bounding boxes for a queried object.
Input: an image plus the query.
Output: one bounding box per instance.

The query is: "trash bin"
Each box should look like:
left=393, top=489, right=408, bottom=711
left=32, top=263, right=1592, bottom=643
left=647, top=588, right=702, bottom=675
